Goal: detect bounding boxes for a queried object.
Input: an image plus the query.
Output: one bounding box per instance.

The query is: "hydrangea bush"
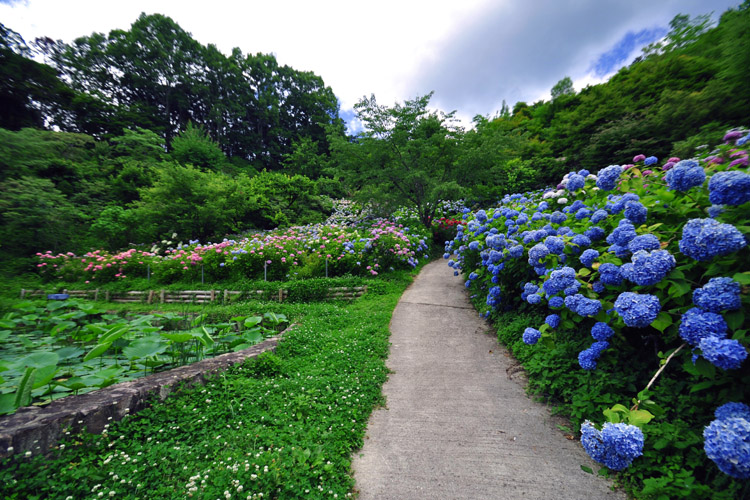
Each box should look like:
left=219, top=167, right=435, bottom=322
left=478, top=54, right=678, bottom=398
left=445, top=129, right=750, bottom=493
left=37, top=217, right=431, bottom=283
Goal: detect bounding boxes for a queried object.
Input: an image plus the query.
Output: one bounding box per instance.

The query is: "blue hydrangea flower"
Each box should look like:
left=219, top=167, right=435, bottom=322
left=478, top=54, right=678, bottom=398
left=571, top=234, right=592, bottom=250
left=606, top=193, right=640, bottom=214
left=606, top=220, right=637, bottom=247
left=528, top=243, right=549, bottom=266
left=527, top=293, right=542, bottom=305
left=679, top=218, right=747, bottom=261
left=469, top=240, right=480, bottom=251
left=614, top=292, right=661, bottom=327
left=699, top=337, right=747, bottom=370
left=715, top=402, right=750, bottom=421
left=665, top=160, right=706, bottom=191
left=523, top=327, right=542, bottom=345
left=523, top=282, right=539, bottom=296
left=596, top=165, right=623, bottom=191
left=549, top=296, right=564, bottom=308
left=693, top=277, right=741, bottom=312
left=585, top=226, right=606, bottom=241
left=627, top=234, right=661, bottom=253
left=575, top=208, right=593, bottom=220
left=581, top=421, right=644, bottom=471
left=678, top=307, right=728, bottom=346
left=590, top=210, right=608, bottom=224
left=545, top=314, right=561, bottom=329
left=475, top=210, right=487, bottom=222
left=544, top=236, right=565, bottom=255
left=707, top=205, right=725, bottom=218
left=578, top=348, right=599, bottom=370
left=708, top=171, right=750, bottom=206
left=567, top=173, right=586, bottom=191
left=543, top=267, right=578, bottom=295
left=550, top=211, right=568, bottom=224
left=591, top=322, right=614, bottom=341
left=704, top=416, right=750, bottom=479
left=599, top=263, right=623, bottom=286
left=468, top=272, right=478, bottom=280
left=620, top=249, right=675, bottom=286
left=624, top=201, right=648, bottom=224
left=644, top=156, right=658, bottom=166
left=593, top=281, right=605, bottom=293
left=580, top=249, right=600, bottom=268
left=565, top=294, right=602, bottom=317
left=509, top=245, right=524, bottom=259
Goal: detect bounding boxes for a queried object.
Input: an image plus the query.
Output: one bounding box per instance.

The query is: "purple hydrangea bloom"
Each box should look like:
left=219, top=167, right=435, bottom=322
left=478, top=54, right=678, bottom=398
left=580, top=249, right=600, bottom=268
left=628, top=234, right=661, bottom=253
left=614, top=292, right=661, bottom=327
left=665, top=160, right=706, bottom=191
left=545, top=314, right=561, bottom=329
left=581, top=421, right=644, bottom=471
left=708, top=171, right=750, bottom=206
left=678, top=307, right=728, bottom=346
left=567, top=173, right=586, bottom=191
left=699, top=337, right=747, bottom=370
left=624, top=201, right=648, bottom=224
left=715, top=402, right=750, bottom=421
left=621, top=249, right=676, bottom=286
left=633, top=154, right=646, bottom=163
left=596, top=165, right=623, bottom=191
left=523, top=327, right=542, bottom=345
left=693, top=277, right=741, bottom=313
left=599, top=263, right=623, bottom=286
left=679, top=218, right=747, bottom=261
left=591, top=322, right=614, bottom=341
left=703, top=416, right=750, bottom=479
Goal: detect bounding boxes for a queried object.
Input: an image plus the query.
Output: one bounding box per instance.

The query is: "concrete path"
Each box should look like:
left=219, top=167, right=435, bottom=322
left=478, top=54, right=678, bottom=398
left=352, top=259, right=626, bottom=500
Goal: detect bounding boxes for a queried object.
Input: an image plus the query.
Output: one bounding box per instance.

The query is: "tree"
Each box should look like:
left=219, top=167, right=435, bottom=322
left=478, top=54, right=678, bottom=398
left=551, top=76, right=575, bottom=100
left=330, top=93, right=463, bottom=227
left=170, top=122, right=227, bottom=172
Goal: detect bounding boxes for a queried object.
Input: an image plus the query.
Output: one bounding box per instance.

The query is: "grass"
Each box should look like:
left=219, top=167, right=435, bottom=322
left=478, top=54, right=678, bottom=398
left=0, top=269, right=418, bottom=499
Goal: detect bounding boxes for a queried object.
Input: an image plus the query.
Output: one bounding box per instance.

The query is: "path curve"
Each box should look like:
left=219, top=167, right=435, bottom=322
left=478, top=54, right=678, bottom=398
left=351, top=259, right=625, bottom=499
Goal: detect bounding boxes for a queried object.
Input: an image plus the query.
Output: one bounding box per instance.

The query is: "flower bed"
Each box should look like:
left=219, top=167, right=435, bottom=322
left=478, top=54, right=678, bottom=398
left=36, top=219, right=431, bottom=284
left=447, top=129, right=750, bottom=498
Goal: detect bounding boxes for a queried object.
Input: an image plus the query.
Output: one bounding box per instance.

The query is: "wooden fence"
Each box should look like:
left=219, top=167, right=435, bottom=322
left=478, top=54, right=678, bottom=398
left=19, top=286, right=367, bottom=304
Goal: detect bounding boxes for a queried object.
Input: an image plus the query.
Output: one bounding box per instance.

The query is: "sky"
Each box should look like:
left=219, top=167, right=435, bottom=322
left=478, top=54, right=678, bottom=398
left=0, top=0, right=742, bottom=131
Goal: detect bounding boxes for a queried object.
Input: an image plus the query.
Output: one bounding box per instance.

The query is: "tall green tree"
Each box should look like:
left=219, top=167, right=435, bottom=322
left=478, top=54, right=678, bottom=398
left=330, top=93, right=463, bottom=227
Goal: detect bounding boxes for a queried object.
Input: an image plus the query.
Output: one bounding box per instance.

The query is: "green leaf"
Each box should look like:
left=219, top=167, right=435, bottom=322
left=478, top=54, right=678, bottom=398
left=651, top=312, right=673, bottom=332
left=0, top=393, right=16, bottom=415
left=725, top=310, right=744, bottom=331
left=578, top=268, right=591, bottom=277
left=652, top=438, right=670, bottom=450
left=55, top=346, right=85, bottom=361
left=580, top=465, right=593, bottom=474
left=31, top=365, right=58, bottom=389
left=732, top=272, right=750, bottom=285
left=690, top=380, right=720, bottom=393
left=21, top=352, right=59, bottom=369
left=14, top=366, right=36, bottom=408
left=667, top=280, right=692, bottom=298
left=627, top=409, right=654, bottom=427
left=83, top=342, right=112, bottom=362
left=99, top=324, right=130, bottom=344
left=161, top=332, right=194, bottom=343
left=0, top=319, right=17, bottom=329
left=244, top=316, right=263, bottom=328
left=123, top=339, right=166, bottom=360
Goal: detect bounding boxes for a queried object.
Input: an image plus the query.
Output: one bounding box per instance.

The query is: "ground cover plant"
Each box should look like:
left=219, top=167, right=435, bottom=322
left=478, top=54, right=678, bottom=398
left=0, top=270, right=415, bottom=499
left=448, top=129, right=750, bottom=499
left=0, top=298, right=287, bottom=415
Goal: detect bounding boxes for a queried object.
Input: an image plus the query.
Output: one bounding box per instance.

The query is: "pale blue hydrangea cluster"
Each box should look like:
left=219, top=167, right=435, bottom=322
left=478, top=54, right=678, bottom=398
left=679, top=218, right=747, bottom=261
left=580, top=249, right=600, bottom=268
left=545, top=314, right=561, bottom=329
left=581, top=421, right=644, bottom=471
left=627, top=234, right=661, bottom=253
left=678, top=307, right=727, bottom=346
left=566, top=173, right=586, bottom=192
left=565, top=294, right=602, bottom=317
left=614, top=292, right=661, bottom=327
left=623, top=201, right=648, bottom=224
left=542, top=267, right=578, bottom=295
left=699, top=336, right=747, bottom=370
left=523, top=327, right=542, bottom=345
left=704, top=402, right=750, bottom=479
left=664, top=160, right=706, bottom=191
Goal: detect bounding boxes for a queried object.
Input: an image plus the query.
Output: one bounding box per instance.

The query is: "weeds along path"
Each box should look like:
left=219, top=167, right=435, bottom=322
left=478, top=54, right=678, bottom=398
left=352, top=259, right=625, bottom=500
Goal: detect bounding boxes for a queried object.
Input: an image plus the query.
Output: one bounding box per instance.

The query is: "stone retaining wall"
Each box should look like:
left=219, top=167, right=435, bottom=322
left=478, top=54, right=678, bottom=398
left=0, top=332, right=287, bottom=458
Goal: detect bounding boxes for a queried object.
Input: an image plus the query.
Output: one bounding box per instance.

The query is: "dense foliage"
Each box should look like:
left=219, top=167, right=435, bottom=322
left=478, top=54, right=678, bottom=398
left=450, top=130, right=750, bottom=498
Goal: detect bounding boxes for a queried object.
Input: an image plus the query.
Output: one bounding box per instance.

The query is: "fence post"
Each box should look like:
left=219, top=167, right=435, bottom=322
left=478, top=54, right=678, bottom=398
left=160, top=290, right=165, bottom=303
left=278, top=289, right=284, bottom=302
left=94, top=289, right=99, bottom=301
left=147, top=290, right=155, bottom=304
left=201, top=265, right=204, bottom=284
left=224, top=289, right=229, bottom=303
left=105, top=290, right=110, bottom=302
left=20, top=289, right=25, bottom=299
left=147, top=264, right=150, bottom=282
left=264, top=262, right=267, bottom=281
left=210, top=289, right=216, bottom=302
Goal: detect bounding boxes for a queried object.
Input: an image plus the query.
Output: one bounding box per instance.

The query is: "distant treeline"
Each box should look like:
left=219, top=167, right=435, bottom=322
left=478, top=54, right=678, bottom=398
left=0, top=4, right=748, bottom=268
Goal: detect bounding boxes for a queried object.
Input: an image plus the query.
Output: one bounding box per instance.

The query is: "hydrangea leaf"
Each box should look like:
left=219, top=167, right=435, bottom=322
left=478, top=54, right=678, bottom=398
left=732, top=272, right=750, bottom=285
left=726, top=310, right=744, bottom=331
left=651, top=312, right=673, bottom=333
left=667, top=280, right=692, bottom=298
left=627, top=409, right=654, bottom=427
